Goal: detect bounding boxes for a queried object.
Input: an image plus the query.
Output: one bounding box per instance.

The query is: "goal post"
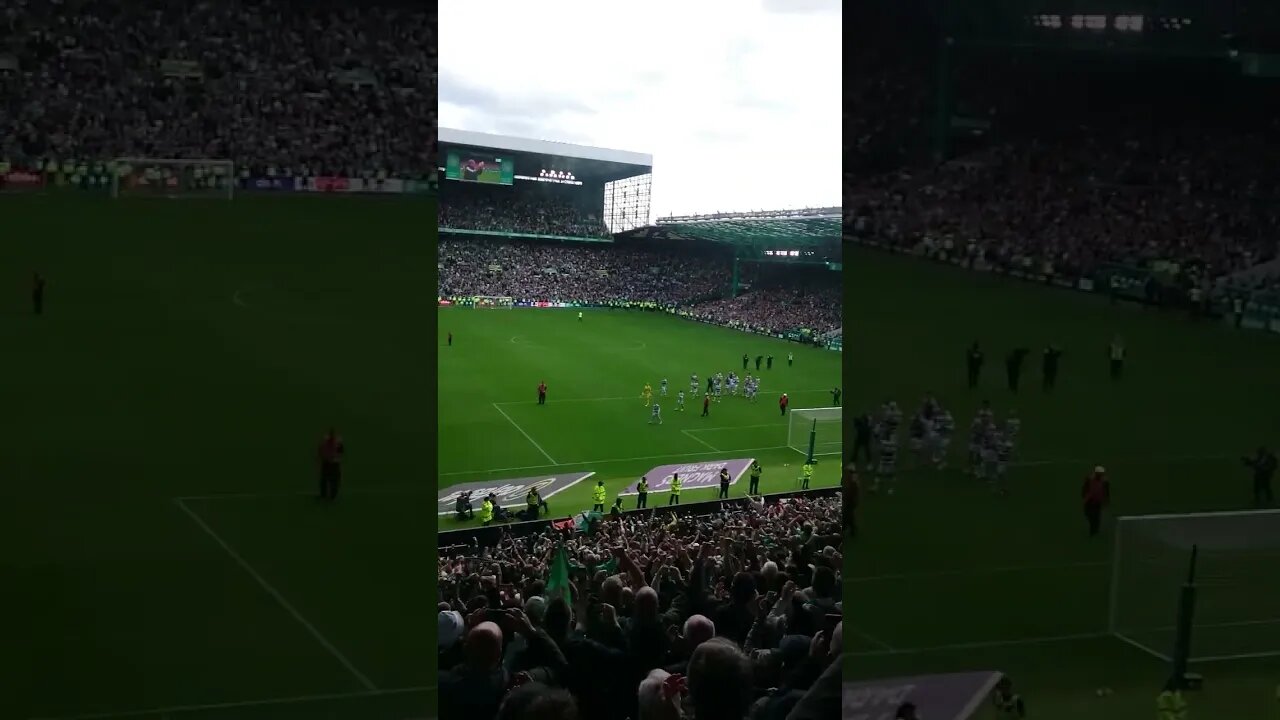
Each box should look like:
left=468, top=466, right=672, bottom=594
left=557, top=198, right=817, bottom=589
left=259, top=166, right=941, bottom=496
left=110, top=158, right=234, bottom=200
left=1108, top=509, right=1280, bottom=664
left=787, top=407, right=842, bottom=459
left=474, top=296, right=514, bottom=309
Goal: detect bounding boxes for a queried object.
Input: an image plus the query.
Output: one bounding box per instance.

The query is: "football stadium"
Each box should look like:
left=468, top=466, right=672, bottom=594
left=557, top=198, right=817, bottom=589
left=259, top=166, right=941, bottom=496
left=436, top=130, right=844, bottom=718
left=845, top=3, right=1280, bottom=719
left=1, top=3, right=435, bottom=719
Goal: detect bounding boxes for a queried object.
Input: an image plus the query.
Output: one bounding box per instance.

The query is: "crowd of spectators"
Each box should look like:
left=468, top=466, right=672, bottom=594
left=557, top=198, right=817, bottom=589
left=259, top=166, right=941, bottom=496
left=438, top=237, right=841, bottom=338
left=440, top=194, right=612, bottom=239
left=0, top=0, right=434, bottom=177
left=438, top=495, right=843, bottom=720
left=848, top=128, right=1280, bottom=286
left=438, top=238, right=730, bottom=306
left=845, top=53, right=1280, bottom=301
left=684, top=275, right=841, bottom=338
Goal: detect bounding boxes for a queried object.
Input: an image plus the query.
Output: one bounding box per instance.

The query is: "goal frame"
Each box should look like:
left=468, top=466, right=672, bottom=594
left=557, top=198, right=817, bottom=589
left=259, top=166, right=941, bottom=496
left=786, top=406, right=842, bottom=458
left=1108, top=508, right=1280, bottom=664
left=110, top=158, right=235, bottom=200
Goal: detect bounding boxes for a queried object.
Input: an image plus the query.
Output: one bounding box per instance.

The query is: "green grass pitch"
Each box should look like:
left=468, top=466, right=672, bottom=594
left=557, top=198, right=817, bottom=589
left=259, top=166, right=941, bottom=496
left=1, top=195, right=434, bottom=719
left=436, top=307, right=843, bottom=528
left=844, top=245, right=1280, bottom=719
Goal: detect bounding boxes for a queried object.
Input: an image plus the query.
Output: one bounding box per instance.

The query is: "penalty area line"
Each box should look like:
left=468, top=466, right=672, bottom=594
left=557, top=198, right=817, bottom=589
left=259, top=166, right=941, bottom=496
left=852, top=631, right=1111, bottom=658
left=25, top=686, right=435, bottom=720
left=848, top=560, right=1108, bottom=584
left=492, top=403, right=558, bottom=465
left=173, top=499, right=377, bottom=691
left=846, top=626, right=897, bottom=652
left=493, top=389, right=836, bottom=406
left=681, top=429, right=720, bottom=452
left=439, top=445, right=793, bottom=478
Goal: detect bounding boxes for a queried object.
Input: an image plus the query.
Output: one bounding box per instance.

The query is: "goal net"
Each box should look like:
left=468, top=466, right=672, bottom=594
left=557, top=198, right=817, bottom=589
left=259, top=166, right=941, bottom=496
left=110, top=158, right=234, bottom=200
left=786, top=407, right=842, bottom=458
left=474, top=296, right=514, bottom=309
left=1109, top=509, right=1280, bottom=662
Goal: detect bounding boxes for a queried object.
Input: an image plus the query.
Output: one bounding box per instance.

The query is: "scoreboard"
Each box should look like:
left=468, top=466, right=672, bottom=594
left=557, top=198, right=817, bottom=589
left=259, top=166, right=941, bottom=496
left=444, top=149, right=515, bottom=186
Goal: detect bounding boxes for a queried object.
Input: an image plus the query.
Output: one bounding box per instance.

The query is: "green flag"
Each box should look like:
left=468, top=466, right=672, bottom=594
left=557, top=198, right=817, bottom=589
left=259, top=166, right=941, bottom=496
left=545, top=544, right=572, bottom=605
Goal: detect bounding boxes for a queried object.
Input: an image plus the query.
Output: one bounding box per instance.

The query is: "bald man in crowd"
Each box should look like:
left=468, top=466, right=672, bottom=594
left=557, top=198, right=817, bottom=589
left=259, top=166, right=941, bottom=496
left=439, top=610, right=565, bottom=720
left=687, top=637, right=755, bottom=720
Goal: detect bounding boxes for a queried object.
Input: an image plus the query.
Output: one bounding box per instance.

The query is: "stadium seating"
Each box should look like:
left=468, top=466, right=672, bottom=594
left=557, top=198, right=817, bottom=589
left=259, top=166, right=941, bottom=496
left=439, top=193, right=610, bottom=239
left=0, top=0, right=434, bottom=177
left=844, top=39, right=1280, bottom=310
left=438, top=236, right=841, bottom=340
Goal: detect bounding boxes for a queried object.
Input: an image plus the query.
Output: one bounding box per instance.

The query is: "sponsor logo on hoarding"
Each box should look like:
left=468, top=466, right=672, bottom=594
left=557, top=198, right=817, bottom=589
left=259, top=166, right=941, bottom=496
left=438, top=472, right=594, bottom=515
left=843, top=672, right=1002, bottom=720
left=4, top=171, right=42, bottom=187
left=311, top=176, right=350, bottom=192
left=621, top=458, right=753, bottom=495
left=247, top=177, right=297, bottom=191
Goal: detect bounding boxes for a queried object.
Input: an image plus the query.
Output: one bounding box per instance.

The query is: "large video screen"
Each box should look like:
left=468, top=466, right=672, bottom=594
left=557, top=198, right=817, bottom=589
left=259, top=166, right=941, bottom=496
left=445, top=149, right=515, bottom=185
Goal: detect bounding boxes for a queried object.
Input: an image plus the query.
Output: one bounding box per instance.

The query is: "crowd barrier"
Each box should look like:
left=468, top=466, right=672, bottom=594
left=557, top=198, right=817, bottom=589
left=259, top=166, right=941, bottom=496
left=439, top=487, right=841, bottom=553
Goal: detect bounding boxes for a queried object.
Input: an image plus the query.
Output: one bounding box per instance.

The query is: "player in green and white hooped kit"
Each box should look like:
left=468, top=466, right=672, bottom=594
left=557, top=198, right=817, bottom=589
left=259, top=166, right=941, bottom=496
left=676, top=390, right=686, bottom=411
left=660, top=378, right=668, bottom=397
left=649, top=402, right=662, bottom=425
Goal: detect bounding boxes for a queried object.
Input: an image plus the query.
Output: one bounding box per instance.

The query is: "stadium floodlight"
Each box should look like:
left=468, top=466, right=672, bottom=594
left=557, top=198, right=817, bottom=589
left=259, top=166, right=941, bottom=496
left=473, top=296, right=515, bottom=309
left=110, top=158, right=234, bottom=200
left=786, top=407, right=841, bottom=459
left=1108, top=509, right=1280, bottom=664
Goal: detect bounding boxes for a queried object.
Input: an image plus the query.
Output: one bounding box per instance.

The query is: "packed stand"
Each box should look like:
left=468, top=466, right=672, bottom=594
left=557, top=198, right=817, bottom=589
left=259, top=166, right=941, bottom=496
left=438, top=495, right=844, bottom=720
left=684, top=271, right=841, bottom=337
left=437, top=237, right=730, bottom=306
left=846, top=55, right=1280, bottom=297
left=849, top=128, right=1280, bottom=283
left=0, top=0, right=434, bottom=177
left=440, top=194, right=612, bottom=239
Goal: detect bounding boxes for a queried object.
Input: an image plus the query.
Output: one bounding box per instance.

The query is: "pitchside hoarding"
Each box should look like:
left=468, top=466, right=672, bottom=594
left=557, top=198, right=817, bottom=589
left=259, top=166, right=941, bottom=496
left=620, top=458, right=753, bottom=495
left=437, top=472, right=594, bottom=515
left=843, top=672, right=1002, bottom=720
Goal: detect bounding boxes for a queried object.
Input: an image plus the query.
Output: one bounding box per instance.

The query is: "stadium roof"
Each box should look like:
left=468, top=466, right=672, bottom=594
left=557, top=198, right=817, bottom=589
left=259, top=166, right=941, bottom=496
left=438, top=128, right=652, bottom=182
left=617, top=208, right=841, bottom=248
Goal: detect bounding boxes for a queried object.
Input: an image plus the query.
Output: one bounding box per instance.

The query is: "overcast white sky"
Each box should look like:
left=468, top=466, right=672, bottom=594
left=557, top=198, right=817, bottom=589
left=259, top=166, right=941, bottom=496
left=438, top=0, right=841, bottom=220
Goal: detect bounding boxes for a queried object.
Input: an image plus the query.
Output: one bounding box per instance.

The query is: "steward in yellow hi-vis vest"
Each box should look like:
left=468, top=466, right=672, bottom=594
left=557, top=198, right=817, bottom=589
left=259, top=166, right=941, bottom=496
left=592, top=480, right=607, bottom=512
left=801, top=461, right=814, bottom=490
left=669, top=474, right=682, bottom=506
left=479, top=498, right=494, bottom=526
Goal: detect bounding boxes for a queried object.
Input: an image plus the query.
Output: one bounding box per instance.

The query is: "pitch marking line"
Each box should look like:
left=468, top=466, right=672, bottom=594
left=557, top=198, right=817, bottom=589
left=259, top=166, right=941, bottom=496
left=684, top=423, right=786, bottom=432
left=848, top=560, right=1109, bottom=584
left=682, top=429, right=720, bottom=452
left=852, top=631, right=1111, bottom=657
left=27, top=686, right=435, bottom=720
left=493, top=389, right=835, bottom=406
left=175, top=485, right=429, bottom=502
left=173, top=498, right=377, bottom=691
left=492, top=402, right=558, bottom=464
left=846, top=626, right=896, bottom=652
left=440, top=444, right=793, bottom=478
